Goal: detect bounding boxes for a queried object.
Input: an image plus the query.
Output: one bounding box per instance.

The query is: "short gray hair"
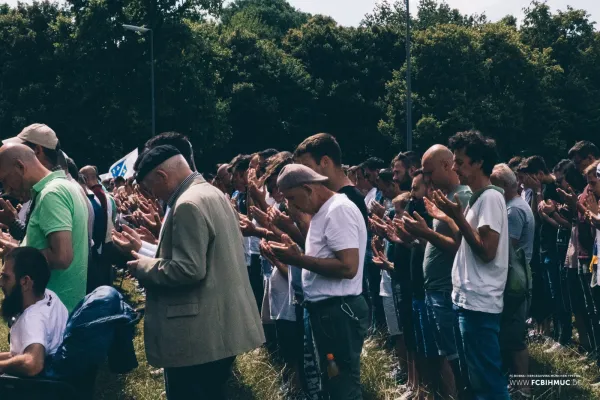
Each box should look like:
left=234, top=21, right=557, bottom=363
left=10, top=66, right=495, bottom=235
left=492, top=163, right=517, bottom=188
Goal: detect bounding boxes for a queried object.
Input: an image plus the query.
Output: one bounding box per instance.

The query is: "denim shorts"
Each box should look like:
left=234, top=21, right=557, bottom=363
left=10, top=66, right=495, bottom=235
left=412, top=299, right=438, bottom=358
left=425, top=291, right=459, bottom=360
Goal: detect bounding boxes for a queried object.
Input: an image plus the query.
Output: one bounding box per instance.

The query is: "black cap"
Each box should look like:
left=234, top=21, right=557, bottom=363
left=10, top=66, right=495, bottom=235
left=135, top=145, right=182, bottom=182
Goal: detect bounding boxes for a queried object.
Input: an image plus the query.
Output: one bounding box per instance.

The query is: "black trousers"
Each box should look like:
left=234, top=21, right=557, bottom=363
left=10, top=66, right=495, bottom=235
left=164, top=357, right=236, bottom=400
left=249, top=254, right=264, bottom=312
left=307, top=295, right=369, bottom=400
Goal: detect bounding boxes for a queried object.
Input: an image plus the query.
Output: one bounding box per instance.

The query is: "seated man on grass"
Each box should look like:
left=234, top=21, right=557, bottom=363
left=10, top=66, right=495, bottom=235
left=0, top=247, right=68, bottom=376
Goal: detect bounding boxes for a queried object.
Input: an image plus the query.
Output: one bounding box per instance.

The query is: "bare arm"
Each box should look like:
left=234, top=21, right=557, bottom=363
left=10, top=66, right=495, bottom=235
left=539, top=211, right=560, bottom=229
left=456, top=216, right=500, bottom=263
left=552, top=212, right=571, bottom=229
left=0, top=344, right=45, bottom=377
left=294, top=248, right=359, bottom=279
left=42, top=231, right=74, bottom=270
left=419, top=226, right=461, bottom=254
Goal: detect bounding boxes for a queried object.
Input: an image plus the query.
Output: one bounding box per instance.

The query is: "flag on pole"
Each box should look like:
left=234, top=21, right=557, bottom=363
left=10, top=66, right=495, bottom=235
left=109, top=148, right=139, bottom=179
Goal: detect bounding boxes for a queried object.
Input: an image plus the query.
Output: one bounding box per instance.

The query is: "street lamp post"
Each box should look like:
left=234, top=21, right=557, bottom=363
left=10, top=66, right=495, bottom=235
left=405, top=0, right=412, bottom=151
left=123, top=24, right=155, bottom=137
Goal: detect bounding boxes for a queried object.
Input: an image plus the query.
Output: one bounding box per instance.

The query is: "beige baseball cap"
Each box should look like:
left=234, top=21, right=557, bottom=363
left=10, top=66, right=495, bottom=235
left=2, top=123, right=59, bottom=149
left=277, top=163, right=328, bottom=191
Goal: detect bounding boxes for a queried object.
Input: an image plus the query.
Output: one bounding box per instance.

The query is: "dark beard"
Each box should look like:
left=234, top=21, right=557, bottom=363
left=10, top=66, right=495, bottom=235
left=1, top=285, right=23, bottom=324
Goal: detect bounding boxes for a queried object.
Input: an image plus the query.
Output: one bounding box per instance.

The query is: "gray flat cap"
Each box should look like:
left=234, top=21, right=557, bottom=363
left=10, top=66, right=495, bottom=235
left=277, top=164, right=328, bottom=191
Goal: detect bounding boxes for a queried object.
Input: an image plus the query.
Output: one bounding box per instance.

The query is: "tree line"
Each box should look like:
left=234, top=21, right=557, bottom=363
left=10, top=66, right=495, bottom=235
left=1, top=0, right=599, bottom=172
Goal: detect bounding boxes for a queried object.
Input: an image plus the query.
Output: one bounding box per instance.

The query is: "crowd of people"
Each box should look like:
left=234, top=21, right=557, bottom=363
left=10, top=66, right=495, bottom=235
left=0, top=122, right=599, bottom=400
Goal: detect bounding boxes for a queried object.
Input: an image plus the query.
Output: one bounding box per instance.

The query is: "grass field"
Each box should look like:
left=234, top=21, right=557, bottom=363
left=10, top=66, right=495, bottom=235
left=2, top=274, right=600, bottom=399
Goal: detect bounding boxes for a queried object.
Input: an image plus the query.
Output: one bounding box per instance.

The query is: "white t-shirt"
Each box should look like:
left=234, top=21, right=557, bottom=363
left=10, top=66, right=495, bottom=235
left=379, top=270, right=393, bottom=297
left=303, top=194, right=367, bottom=302
left=10, top=289, right=68, bottom=357
left=452, top=189, right=509, bottom=314
left=269, top=267, right=296, bottom=321
left=364, top=187, right=377, bottom=209
left=18, top=200, right=31, bottom=222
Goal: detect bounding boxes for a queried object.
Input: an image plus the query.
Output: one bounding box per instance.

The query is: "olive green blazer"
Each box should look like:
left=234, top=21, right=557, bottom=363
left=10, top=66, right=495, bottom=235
left=134, top=175, right=265, bottom=368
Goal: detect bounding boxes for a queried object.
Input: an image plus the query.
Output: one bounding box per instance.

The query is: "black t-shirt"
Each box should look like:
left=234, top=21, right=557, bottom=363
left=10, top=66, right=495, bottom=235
left=408, top=198, right=431, bottom=301
left=393, top=242, right=413, bottom=303
left=236, top=191, right=248, bottom=215
left=338, top=185, right=368, bottom=227
left=540, top=182, right=561, bottom=255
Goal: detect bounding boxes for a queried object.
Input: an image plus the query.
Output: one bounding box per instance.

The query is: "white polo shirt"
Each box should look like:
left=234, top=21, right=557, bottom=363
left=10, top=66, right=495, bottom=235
left=303, top=194, right=367, bottom=302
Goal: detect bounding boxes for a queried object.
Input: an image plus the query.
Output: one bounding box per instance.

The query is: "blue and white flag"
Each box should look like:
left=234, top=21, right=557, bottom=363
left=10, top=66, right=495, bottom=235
left=109, top=148, right=139, bottom=179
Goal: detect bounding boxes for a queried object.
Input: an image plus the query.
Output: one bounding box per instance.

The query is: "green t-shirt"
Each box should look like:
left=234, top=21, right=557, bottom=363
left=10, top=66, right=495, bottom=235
left=423, top=185, right=472, bottom=292
left=22, top=171, right=89, bottom=311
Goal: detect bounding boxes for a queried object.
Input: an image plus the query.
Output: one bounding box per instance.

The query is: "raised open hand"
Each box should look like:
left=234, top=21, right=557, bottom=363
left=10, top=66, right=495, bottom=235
left=557, top=186, right=578, bottom=210
left=136, top=226, right=158, bottom=244
left=402, top=211, right=430, bottom=238
left=424, top=197, right=448, bottom=222
left=251, top=206, right=270, bottom=228
left=0, top=199, right=18, bottom=226
left=432, top=189, right=463, bottom=222
left=370, top=201, right=385, bottom=218
left=268, top=234, right=302, bottom=265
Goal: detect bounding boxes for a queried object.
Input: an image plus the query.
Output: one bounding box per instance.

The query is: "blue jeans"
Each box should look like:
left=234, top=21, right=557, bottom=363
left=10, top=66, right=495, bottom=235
left=412, top=299, right=438, bottom=358
left=425, top=291, right=460, bottom=360
left=455, top=306, right=509, bottom=400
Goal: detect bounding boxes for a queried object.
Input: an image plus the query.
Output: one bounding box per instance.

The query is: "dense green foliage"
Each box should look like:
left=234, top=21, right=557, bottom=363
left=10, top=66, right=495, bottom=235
left=1, top=0, right=598, bottom=171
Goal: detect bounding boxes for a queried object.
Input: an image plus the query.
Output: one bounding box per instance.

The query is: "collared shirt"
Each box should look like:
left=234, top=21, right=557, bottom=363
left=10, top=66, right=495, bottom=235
left=167, top=172, right=201, bottom=209
left=139, top=172, right=201, bottom=259
left=22, top=171, right=89, bottom=312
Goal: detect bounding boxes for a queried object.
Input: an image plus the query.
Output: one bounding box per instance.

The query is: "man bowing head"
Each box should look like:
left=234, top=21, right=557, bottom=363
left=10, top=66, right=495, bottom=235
left=127, top=145, right=264, bottom=400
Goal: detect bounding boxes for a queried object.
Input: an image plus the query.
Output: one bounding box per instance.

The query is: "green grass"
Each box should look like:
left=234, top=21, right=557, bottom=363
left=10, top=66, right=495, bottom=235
left=2, top=275, right=600, bottom=399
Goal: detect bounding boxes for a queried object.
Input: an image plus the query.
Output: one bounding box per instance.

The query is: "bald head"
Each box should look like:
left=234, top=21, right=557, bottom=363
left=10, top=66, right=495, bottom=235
left=422, top=144, right=458, bottom=190
left=155, top=155, right=189, bottom=174
left=0, top=143, right=39, bottom=169
left=140, top=155, right=193, bottom=202
left=79, top=165, right=99, bottom=189
left=422, top=145, right=453, bottom=165
left=0, top=143, right=49, bottom=201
